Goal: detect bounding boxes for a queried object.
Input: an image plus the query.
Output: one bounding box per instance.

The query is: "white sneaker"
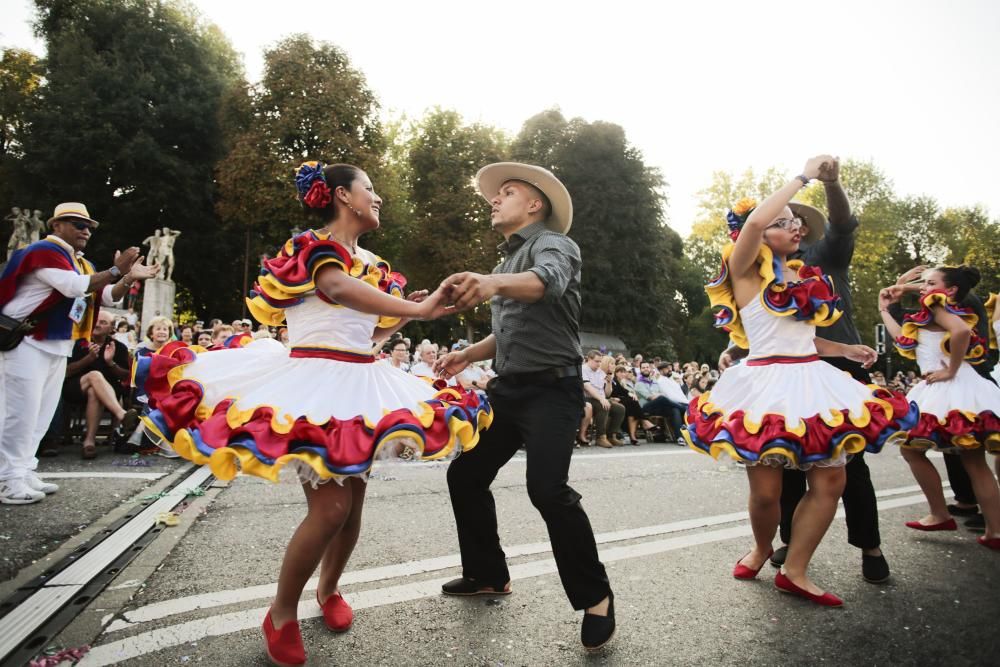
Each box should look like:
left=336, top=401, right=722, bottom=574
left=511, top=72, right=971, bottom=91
left=24, top=472, right=59, bottom=494
left=0, top=478, right=45, bottom=504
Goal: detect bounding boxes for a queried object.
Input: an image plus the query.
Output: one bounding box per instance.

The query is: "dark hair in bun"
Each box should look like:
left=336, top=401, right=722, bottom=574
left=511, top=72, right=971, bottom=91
left=935, top=264, right=981, bottom=301
left=294, top=161, right=363, bottom=223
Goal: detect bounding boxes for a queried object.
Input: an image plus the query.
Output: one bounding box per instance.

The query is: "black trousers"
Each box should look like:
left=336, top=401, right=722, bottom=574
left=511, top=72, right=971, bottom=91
left=446, top=375, right=610, bottom=610
left=944, top=450, right=977, bottom=505
left=778, top=357, right=880, bottom=550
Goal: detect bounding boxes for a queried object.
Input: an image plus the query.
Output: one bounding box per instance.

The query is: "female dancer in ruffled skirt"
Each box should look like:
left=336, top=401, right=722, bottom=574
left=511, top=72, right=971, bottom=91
left=879, top=266, right=1000, bottom=549
left=137, top=162, right=491, bottom=665
left=684, top=156, right=916, bottom=606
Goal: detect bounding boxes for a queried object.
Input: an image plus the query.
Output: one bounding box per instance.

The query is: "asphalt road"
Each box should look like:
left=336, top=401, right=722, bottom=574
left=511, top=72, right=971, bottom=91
left=3, top=443, right=998, bottom=666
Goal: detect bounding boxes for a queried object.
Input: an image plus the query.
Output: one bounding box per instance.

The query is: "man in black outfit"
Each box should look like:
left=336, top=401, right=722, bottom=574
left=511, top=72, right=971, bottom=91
left=768, top=157, right=891, bottom=584
left=434, top=162, right=614, bottom=652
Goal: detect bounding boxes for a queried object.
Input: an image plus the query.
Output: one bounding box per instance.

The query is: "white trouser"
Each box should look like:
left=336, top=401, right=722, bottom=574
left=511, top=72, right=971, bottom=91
left=0, top=342, right=67, bottom=480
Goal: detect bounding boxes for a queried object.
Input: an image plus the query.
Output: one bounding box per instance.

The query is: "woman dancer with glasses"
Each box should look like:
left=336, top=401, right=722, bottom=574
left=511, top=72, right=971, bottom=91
left=683, top=155, right=917, bottom=606
left=135, top=162, right=492, bottom=666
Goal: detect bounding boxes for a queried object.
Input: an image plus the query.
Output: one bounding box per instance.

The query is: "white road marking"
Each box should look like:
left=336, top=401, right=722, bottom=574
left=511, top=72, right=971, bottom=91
left=106, top=481, right=931, bottom=632
left=82, top=493, right=935, bottom=666
left=37, top=472, right=167, bottom=480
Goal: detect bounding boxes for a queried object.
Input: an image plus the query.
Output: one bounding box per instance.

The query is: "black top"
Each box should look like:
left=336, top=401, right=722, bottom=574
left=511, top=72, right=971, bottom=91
left=797, top=215, right=861, bottom=345
left=67, top=337, right=130, bottom=385
left=491, top=221, right=583, bottom=374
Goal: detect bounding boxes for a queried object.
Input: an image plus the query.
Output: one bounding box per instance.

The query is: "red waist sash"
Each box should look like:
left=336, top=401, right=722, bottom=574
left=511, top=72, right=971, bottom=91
left=289, top=346, right=375, bottom=363
left=746, top=354, right=820, bottom=367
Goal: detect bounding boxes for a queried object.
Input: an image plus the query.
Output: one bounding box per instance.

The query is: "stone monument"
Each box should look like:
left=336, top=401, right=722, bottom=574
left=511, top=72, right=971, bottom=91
left=140, top=226, right=181, bottom=326
left=4, top=207, right=30, bottom=261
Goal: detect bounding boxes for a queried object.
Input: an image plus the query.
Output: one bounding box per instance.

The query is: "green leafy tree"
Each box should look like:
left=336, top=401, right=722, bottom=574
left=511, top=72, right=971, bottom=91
left=513, top=109, right=684, bottom=356
left=216, top=34, right=391, bottom=315
left=19, top=0, right=244, bottom=316
left=400, top=108, right=507, bottom=342
left=0, top=47, right=42, bottom=227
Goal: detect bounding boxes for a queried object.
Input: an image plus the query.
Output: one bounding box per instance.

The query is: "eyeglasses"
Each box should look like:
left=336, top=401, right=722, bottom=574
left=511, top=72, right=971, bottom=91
left=767, top=217, right=804, bottom=232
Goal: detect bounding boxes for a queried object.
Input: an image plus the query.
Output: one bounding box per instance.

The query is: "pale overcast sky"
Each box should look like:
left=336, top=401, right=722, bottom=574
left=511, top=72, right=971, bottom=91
left=3, top=0, right=999, bottom=236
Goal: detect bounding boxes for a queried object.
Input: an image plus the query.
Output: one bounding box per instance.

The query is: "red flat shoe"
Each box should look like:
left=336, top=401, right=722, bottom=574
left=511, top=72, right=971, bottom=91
left=262, top=609, right=305, bottom=666
left=977, top=536, right=1000, bottom=550
left=733, top=549, right=774, bottom=580
left=774, top=572, right=843, bottom=607
left=317, top=591, right=353, bottom=632
left=905, top=518, right=957, bottom=531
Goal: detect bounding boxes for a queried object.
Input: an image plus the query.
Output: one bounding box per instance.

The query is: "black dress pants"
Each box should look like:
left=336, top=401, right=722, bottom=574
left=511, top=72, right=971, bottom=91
left=778, top=357, right=880, bottom=550
left=446, top=375, right=610, bottom=610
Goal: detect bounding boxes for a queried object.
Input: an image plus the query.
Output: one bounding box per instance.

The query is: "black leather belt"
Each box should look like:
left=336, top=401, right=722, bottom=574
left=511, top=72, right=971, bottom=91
left=497, top=365, right=581, bottom=385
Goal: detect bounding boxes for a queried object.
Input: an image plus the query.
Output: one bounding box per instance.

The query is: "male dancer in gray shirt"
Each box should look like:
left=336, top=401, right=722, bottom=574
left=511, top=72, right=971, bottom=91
left=434, top=163, right=615, bottom=652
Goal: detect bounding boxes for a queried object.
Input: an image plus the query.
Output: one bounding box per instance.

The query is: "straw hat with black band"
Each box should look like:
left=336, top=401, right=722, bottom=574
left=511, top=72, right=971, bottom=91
left=475, top=162, right=573, bottom=234
left=788, top=202, right=826, bottom=245
left=47, top=202, right=100, bottom=229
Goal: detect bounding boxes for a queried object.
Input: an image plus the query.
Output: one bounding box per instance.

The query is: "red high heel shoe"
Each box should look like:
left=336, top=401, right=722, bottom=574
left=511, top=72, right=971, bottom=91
left=262, top=609, right=306, bottom=666
left=733, top=549, right=774, bottom=580
left=317, top=591, right=354, bottom=632
left=905, top=518, right=957, bottom=531
left=977, top=535, right=1000, bottom=550
left=774, top=572, right=843, bottom=607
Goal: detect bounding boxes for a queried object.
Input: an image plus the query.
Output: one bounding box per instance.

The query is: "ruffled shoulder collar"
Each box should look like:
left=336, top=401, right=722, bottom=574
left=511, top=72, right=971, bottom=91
left=247, top=230, right=407, bottom=326
left=706, top=243, right=841, bottom=348
left=894, top=289, right=987, bottom=363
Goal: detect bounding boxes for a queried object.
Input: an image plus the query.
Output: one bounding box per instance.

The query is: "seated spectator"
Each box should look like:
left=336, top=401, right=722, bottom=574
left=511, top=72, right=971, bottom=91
left=136, top=316, right=173, bottom=354
left=383, top=338, right=411, bottom=371
left=635, top=361, right=687, bottom=443
left=655, top=362, right=690, bottom=405
left=582, top=349, right=625, bottom=448
left=195, top=330, right=213, bottom=348
left=253, top=323, right=273, bottom=339
left=210, top=324, right=235, bottom=350
left=409, top=340, right=437, bottom=376
left=611, top=365, right=655, bottom=445
left=112, top=319, right=136, bottom=350
left=239, top=318, right=253, bottom=334
left=177, top=324, right=194, bottom=344
left=276, top=326, right=290, bottom=346
left=63, top=312, right=137, bottom=458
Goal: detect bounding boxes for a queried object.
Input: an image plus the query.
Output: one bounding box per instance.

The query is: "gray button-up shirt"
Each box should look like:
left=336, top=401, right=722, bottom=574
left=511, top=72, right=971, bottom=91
left=490, top=221, right=583, bottom=375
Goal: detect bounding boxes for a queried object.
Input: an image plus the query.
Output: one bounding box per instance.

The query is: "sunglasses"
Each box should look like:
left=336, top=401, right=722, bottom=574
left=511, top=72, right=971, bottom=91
left=767, top=217, right=804, bottom=232
left=59, top=219, right=93, bottom=231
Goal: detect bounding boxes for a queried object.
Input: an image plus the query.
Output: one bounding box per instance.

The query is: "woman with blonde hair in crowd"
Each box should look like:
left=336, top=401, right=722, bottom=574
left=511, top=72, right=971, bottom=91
left=684, top=156, right=916, bottom=606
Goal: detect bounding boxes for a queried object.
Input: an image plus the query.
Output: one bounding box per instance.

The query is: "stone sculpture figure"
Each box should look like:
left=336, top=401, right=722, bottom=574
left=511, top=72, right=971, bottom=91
left=4, top=207, right=30, bottom=261
left=158, top=227, right=182, bottom=282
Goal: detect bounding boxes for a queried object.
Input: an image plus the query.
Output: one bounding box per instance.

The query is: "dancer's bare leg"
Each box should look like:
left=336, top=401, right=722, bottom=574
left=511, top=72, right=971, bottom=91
left=960, top=449, right=1000, bottom=539
left=317, top=477, right=368, bottom=602
left=782, top=465, right=846, bottom=595
left=739, top=464, right=782, bottom=570
left=270, top=479, right=354, bottom=627
left=901, top=447, right=951, bottom=524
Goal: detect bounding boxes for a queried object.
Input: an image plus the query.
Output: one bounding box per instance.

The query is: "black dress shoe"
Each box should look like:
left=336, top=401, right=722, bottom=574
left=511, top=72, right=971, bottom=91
left=581, top=591, right=615, bottom=652
left=769, top=545, right=788, bottom=568
left=964, top=514, right=986, bottom=532
left=441, top=577, right=511, bottom=596
left=862, top=554, right=890, bottom=584
left=947, top=503, right=980, bottom=517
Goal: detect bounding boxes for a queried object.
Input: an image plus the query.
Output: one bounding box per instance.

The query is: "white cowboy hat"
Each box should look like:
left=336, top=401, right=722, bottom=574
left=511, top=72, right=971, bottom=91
left=475, top=162, right=573, bottom=234
left=47, top=202, right=100, bottom=229
left=788, top=202, right=825, bottom=245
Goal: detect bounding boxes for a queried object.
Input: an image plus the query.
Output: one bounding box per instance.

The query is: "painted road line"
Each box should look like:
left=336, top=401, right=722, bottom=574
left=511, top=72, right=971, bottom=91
left=38, top=472, right=167, bottom=481
left=82, top=493, right=932, bottom=666
left=104, top=482, right=933, bottom=632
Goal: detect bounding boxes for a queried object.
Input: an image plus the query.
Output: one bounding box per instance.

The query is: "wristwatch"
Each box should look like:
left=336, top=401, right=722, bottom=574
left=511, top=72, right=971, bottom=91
left=109, top=266, right=122, bottom=279
left=795, top=174, right=810, bottom=187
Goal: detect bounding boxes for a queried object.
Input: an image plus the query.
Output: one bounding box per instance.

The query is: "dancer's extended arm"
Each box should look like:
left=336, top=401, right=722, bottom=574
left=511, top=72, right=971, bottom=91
left=315, top=265, right=446, bottom=320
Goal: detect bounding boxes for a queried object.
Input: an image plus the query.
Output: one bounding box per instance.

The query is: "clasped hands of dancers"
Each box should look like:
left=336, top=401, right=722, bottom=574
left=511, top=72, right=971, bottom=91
left=134, top=155, right=998, bottom=666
